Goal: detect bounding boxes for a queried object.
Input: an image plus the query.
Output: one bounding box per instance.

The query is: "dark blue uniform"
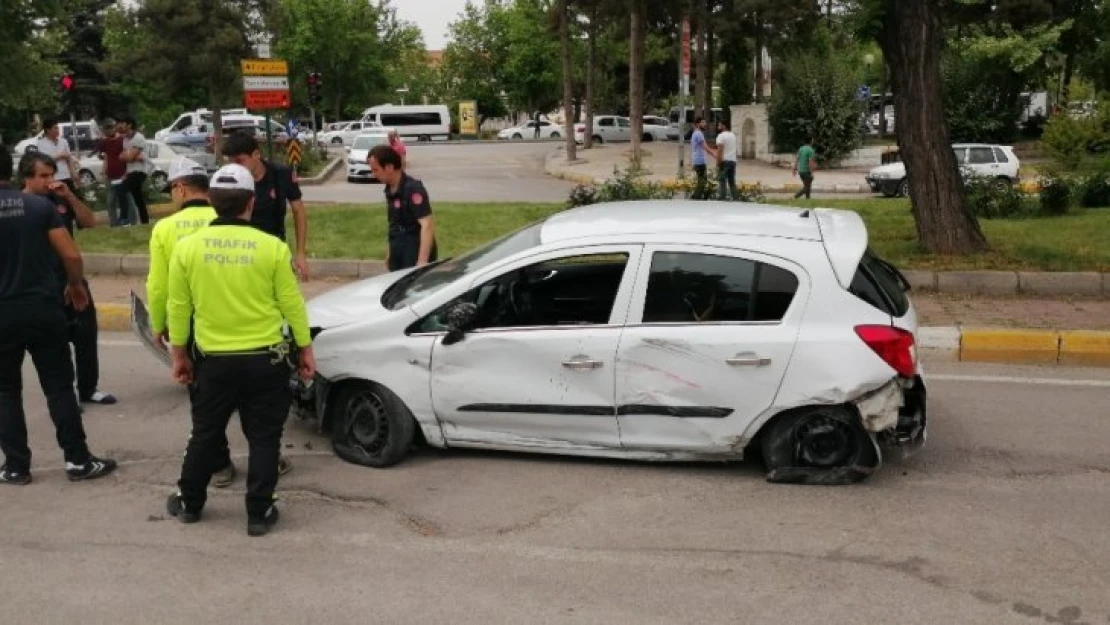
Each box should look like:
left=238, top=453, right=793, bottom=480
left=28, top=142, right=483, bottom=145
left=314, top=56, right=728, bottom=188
left=384, top=173, right=437, bottom=271
left=249, top=160, right=302, bottom=241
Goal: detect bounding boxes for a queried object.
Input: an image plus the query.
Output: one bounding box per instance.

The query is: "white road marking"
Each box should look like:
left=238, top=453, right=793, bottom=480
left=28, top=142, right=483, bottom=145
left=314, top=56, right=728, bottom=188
left=926, top=374, right=1110, bottom=388
left=101, top=339, right=142, bottom=347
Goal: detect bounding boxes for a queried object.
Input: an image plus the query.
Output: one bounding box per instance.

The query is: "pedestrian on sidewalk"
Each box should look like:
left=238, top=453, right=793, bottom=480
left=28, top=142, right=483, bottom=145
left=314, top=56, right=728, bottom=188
left=118, top=116, right=152, bottom=224
left=0, top=147, right=118, bottom=485
left=20, top=152, right=117, bottom=407
left=714, top=121, right=738, bottom=200
left=222, top=133, right=311, bottom=281
left=369, top=145, right=437, bottom=271
left=690, top=117, right=709, bottom=200
left=35, top=119, right=81, bottom=196
left=164, top=163, right=316, bottom=536
left=792, top=136, right=817, bottom=200
left=388, top=130, right=407, bottom=169
left=147, top=157, right=292, bottom=487
left=94, top=118, right=138, bottom=227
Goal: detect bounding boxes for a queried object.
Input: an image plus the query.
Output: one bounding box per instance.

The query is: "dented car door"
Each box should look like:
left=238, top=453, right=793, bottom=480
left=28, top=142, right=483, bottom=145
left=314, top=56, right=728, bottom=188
left=613, top=246, right=806, bottom=454
left=429, top=246, right=643, bottom=450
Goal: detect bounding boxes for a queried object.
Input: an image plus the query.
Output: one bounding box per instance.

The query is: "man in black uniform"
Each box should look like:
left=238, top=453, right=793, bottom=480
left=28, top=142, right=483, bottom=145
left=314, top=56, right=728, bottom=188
left=0, top=147, right=118, bottom=485
left=222, top=132, right=311, bottom=281
left=367, top=145, right=437, bottom=271
left=20, top=153, right=117, bottom=406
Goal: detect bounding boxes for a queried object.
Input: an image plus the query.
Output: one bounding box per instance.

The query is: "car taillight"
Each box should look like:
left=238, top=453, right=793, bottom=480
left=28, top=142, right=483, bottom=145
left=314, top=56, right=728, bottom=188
left=854, top=325, right=916, bottom=378
left=575, top=124, right=584, bottom=131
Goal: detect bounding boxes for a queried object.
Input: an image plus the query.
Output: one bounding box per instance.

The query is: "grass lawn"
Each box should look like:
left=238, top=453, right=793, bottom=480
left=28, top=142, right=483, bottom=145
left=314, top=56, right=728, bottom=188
left=75, top=198, right=1110, bottom=272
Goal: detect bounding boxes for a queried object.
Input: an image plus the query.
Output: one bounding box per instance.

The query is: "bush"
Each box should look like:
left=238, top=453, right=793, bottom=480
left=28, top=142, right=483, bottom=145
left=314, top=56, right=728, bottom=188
left=1078, top=169, right=1110, bottom=208
left=1042, top=114, right=1096, bottom=169
left=566, top=166, right=768, bottom=207
left=964, top=175, right=1029, bottom=219
left=1037, top=171, right=1073, bottom=215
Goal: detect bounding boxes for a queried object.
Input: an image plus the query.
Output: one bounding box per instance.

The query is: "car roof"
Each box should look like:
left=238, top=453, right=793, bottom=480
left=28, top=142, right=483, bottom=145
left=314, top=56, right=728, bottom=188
left=540, top=201, right=868, bottom=287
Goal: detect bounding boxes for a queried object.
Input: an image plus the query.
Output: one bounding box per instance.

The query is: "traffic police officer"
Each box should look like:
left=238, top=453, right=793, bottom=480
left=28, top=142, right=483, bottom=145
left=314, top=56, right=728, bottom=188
left=148, top=157, right=295, bottom=487
left=367, top=144, right=437, bottom=271
left=0, top=147, right=117, bottom=485
left=164, top=164, right=315, bottom=537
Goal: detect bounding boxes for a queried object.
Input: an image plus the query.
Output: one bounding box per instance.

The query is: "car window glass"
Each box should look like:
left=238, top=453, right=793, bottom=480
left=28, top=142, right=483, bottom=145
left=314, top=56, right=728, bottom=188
left=968, top=147, right=995, bottom=164
left=850, top=250, right=909, bottom=317
left=953, top=148, right=967, bottom=164
left=993, top=147, right=1009, bottom=163
left=599, top=118, right=614, bottom=127
left=643, top=252, right=798, bottom=323
left=172, top=117, right=190, bottom=131
left=618, top=118, right=631, bottom=128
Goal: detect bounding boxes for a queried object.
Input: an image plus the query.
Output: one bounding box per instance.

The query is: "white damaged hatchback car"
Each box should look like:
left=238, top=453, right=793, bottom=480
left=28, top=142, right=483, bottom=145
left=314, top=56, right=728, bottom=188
left=296, top=201, right=927, bottom=484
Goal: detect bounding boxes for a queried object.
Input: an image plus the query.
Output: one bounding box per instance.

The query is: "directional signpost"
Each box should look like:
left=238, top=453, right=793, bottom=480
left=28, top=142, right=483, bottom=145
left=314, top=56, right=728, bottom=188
left=286, top=138, right=303, bottom=170
left=241, top=59, right=290, bottom=159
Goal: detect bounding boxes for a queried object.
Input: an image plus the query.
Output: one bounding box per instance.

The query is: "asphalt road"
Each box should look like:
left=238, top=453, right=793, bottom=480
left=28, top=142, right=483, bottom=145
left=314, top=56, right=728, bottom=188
left=302, top=142, right=576, bottom=204
left=3, top=336, right=1110, bottom=624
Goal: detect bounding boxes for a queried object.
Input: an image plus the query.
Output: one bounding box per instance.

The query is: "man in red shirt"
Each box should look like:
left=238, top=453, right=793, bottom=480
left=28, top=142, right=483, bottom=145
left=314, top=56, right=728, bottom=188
left=95, top=120, right=137, bottom=227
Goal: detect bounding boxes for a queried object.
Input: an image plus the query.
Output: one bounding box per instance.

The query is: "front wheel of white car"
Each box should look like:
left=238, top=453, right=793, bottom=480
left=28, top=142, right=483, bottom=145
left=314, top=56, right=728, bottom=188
left=329, top=381, right=416, bottom=468
left=759, top=406, right=879, bottom=485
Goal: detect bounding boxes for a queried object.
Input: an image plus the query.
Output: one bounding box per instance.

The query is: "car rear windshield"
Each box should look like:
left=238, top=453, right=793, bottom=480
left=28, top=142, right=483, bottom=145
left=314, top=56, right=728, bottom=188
left=849, top=250, right=911, bottom=317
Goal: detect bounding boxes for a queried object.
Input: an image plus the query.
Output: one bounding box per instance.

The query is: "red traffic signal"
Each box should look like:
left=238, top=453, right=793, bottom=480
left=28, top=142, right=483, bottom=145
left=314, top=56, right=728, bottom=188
left=60, top=73, right=75, bottom=91
left=307, top=72, right=320, bottom=86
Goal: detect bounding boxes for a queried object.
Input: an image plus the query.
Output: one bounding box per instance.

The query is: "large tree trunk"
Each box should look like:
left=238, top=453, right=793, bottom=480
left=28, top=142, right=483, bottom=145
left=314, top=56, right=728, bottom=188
left=706, top=5, right=715, bottom=114
left=629, top=0, right=646, bottom=162
left=753, top=17, right=765, bottom=104
left=584, top=4, right=597, bottom=149
left=560, top=0, right=577, bottom=162
left=1059, top=52, right=1075, bottom=108
left=882, top=0, right=987, bottom=254
left=694, top=0, right=708, bottom=122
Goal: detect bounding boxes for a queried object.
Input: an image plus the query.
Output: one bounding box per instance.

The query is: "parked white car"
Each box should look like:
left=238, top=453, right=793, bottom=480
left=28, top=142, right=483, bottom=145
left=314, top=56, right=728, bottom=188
left=866, top=143, right=1021, bottom=197
left=77, top=140, right=218, bottom=188
left=294, top=201, right=927, bottom=484
left=318, top=121, right=388, bottom=146
left=497, top=120, right=563, bottom=141
left=346, top=133, right=393, bottom=183
left=643, top=115, right=680, bottom=141
left=574, top=115, right=633, bottom=144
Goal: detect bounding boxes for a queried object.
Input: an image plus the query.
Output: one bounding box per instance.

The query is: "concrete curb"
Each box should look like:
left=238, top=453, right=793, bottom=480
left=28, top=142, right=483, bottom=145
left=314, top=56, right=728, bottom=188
left=92, top=309, right=1110, bottom=367
left=297, top=157, right=343, bottom=186
left=82, top=253, right=1110, bottom=298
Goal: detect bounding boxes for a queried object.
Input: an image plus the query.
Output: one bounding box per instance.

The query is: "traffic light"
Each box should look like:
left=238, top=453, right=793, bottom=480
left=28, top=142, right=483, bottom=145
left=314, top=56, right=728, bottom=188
left=57, top=72, right=76, bottom=109
left=307, top=72, right=322, bottom=105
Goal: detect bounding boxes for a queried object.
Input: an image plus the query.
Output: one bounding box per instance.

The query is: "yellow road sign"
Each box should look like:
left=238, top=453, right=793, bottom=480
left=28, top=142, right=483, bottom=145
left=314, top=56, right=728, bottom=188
left=286, top=139, right=303, bottom=167
left=241, top=59, right=288, bottom=76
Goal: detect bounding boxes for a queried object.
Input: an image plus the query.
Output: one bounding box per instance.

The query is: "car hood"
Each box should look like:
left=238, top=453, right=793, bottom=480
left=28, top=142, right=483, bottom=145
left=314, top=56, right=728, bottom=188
left=869, top=162, right=905, bottom=177
left=306, top=270, right=408, bottom=329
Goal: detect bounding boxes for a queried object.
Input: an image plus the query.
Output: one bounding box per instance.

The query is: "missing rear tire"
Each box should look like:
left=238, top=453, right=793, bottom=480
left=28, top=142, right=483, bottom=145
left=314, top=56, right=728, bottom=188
left=329, top=381, right=416, bottom=468
left=760, top=406, right=879, bottom=485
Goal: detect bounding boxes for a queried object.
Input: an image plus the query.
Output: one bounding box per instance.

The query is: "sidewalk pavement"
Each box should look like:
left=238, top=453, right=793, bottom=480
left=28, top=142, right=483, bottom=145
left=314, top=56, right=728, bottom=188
left=544, top=145, right=1045, bottom=194
left=87, top=276, right=1110, bottom=367
left=545, top=144, right=877, bottom=193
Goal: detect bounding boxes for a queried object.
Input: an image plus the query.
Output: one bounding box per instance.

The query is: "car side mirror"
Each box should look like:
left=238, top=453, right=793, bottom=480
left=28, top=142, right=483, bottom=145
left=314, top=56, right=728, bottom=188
left=441, top=302, right=479, bottom=346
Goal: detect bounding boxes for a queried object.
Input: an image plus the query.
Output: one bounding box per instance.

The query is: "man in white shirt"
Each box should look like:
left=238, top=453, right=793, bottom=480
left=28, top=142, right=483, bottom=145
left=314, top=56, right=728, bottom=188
left=35, top=119, right=80, bottom=195
left=119, top=116, right=151, bottom=224
left=713, top=120, right=738, bottom=200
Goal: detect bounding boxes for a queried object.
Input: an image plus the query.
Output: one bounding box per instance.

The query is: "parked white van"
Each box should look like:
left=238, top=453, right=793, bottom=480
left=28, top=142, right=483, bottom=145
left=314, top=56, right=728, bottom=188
left=155, top=108, right=250, bottom=140
left=360, top=104, right=450, bottom=142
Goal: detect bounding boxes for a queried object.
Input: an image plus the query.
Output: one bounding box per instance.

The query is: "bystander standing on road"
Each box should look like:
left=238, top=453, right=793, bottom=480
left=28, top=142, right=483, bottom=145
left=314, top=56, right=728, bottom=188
left=388, top=130, right=407, bottom=169
left=533, top=110, right=543, bottom=139
left=714, top=121, right=738, bottom=200
left=792, top=136, right=818, bottom=200
left=20, top=153, right=117, bottom=406
left=690, top=117, right=709, bottom=200
left=147, top=157, right=291, bottom=486
left=222, top=133, right=311, bottom=281
left=118, top=116, right=152, bottom=224
left=35, top=119, right=81, bottom=196
left=0, top=147, right=118, bottom=485
left=164, top=163, right=315, bottom=536
left=368, top=145, right=437, bottom=271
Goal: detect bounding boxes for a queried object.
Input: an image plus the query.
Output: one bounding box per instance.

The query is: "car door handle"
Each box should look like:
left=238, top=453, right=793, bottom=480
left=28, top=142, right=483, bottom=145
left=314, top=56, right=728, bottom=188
left=562, top=356, right=603, bottom=371
left=726, top=353, right=771, bottom=367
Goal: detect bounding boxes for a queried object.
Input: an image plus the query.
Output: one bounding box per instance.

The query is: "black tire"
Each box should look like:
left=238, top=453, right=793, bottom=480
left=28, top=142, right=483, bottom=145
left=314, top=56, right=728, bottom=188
left=331, top=137, right=343, bottom=145
left=149, top=172, right=167, bottom=191
left=550, top=131, right=560, bottom=139
left=898, top=178, right=910, bottom=197
left=512, top=133, right=523, bottom=140
left=329, top=381, right=416, bottom=468
left=994, top=176, right=1012, bottom=191
left=418, top=134, right=431, bottom=142
left=642, top=133, right=654, bottom=142
left=592, top=135, right=604, bottom=145
left=760, top=405, right=878, bottom=485
left=346, top=176, right=356, bottom=183
left=79, top=170, right=97, bottom=187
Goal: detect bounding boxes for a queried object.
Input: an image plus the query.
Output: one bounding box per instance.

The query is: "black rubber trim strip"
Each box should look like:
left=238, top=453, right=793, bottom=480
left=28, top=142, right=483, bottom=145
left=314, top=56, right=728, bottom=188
left=617, top=405, right=733, bottom=418
left=457, top=404, right=734, bottom=418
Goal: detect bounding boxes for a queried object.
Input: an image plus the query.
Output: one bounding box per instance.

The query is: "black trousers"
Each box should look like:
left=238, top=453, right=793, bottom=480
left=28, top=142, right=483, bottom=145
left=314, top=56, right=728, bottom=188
left=387, top=230, right=437, bottom=272
left=64, top=280, right=100, bottom=400
left=125, top=171, right=150, bottom=224
left=717, top=161, right=737, bottom=200
left=795, top=172, right=814, bottom=199
left=0, top=297, right=91, bottom=472
left=178, top=352, right=291, bottom=518
left=693, top=164, right=709, bottom=200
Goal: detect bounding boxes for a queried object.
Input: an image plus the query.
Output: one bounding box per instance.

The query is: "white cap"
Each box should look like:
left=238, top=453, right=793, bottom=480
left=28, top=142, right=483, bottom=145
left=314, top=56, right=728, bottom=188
left=209, top=163, right=255, bottom=192
left=163, top=156, right=207, bottom=191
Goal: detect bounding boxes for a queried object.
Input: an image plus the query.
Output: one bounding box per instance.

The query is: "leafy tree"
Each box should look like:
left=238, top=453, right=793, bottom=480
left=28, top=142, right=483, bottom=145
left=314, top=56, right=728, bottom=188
left=441, top=0, right=510, bottom=124
left=501, top=0, right=562, bottom=113
left=0, top=0, right=65, bottom=137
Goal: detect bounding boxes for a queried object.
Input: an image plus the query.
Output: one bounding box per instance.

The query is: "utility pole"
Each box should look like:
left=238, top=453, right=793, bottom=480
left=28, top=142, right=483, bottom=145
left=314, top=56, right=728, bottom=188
left=678, top=18, right=690, bottom=178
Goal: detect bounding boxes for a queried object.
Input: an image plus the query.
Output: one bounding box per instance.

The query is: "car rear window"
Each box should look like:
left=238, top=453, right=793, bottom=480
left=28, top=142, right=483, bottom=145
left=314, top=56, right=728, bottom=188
left=849, top=250, right=910, bottom=317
